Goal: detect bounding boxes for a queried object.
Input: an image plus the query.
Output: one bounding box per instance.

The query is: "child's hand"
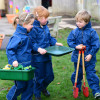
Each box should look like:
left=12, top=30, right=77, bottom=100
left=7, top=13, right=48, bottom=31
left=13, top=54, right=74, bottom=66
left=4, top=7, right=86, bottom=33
left=76, top=44, right=85, bottom=50
left=38, top=47, right=47, bottom=55
left=85, top=54, right=92, bottom=62
left=13, top=61, right=18, bottom=67
left=56, top=42, right=63, bottom=46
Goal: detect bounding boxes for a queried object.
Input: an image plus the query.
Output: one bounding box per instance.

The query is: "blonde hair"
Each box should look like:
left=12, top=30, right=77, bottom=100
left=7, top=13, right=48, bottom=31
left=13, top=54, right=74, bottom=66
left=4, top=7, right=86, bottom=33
left=75, top=10, right=91, bottom=23
left=33, top=6, right=49, bottom=20
left=12, top=16, right=19, bottom=29
left=18, top=12, right=34, bottom=26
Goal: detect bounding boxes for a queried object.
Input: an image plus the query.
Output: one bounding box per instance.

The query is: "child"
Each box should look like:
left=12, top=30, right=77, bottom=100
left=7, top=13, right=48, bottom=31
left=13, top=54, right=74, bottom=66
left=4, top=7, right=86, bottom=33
left=6, top=12, right=34, bottom=100
left=67, top=10, right=100, bottom=99
left=30, top=6, right=63, bottom=100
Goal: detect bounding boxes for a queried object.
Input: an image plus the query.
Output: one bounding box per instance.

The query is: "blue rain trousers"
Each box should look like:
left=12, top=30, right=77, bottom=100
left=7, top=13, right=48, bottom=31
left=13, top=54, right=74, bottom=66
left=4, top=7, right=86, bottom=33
left=32, top=60, right=54, bottom=97
left=6, top=80, right=33, bottom=100
left=71, top=63, right=100, bottom=96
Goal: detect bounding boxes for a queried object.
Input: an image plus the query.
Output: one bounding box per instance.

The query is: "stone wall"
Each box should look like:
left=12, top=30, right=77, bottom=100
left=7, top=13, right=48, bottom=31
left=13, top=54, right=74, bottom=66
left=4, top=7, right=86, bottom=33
left=75, top=0, right=100, bottom=20
left=52, top=0, right=77, bottom=16
left=5, top=0, right=100, bottom=21
left=7, top=0, right=41, bottom=14
left=86, top=0, right=100, bottom=20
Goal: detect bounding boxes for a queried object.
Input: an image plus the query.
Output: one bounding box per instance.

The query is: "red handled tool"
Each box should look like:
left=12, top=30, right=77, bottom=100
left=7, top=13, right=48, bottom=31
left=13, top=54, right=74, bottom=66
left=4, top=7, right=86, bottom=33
left=73, top=46, right=89, bottom=98
left=82, top=47, right=89, bottom=97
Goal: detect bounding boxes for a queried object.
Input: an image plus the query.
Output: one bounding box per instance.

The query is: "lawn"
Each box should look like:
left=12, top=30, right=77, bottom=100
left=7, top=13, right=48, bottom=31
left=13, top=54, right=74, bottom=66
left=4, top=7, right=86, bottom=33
left=0, top=28, right=100, bottom=100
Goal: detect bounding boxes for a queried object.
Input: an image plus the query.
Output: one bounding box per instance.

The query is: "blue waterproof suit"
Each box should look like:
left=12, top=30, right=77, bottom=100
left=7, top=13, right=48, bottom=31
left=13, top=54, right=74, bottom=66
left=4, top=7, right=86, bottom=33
left=6, top=24, right=33, bottom=100
left=30, top=20, right=57, bottom=97
left=67, top=22, right=100, bottom=96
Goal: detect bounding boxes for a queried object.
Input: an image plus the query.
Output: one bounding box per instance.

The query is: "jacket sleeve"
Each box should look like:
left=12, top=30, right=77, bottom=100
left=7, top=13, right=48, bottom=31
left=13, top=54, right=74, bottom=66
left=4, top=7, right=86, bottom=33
left=6, top=36, right=21, bottom=64
left=30, top=28, right=40, bottom=52
left=67, top=30, right=77, bottom=48
left=89, top=30, right=100, bottom=56
left=49, top=32, right=57, bottom=46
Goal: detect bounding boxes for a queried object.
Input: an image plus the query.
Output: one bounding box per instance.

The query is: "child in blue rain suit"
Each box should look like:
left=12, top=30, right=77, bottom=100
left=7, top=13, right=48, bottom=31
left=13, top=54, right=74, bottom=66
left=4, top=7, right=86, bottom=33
left=6, top=12, right=34, bottom=100
left=30, top=6, right=63, bottom=100
left=67, top=10, right=100, bottom=99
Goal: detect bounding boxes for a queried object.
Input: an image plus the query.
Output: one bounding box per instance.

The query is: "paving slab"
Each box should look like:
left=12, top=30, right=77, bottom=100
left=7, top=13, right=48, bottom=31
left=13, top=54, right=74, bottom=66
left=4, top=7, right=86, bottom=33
left=1, top=36, right=11, bottom=50
left=0, top=18, right=14, bottom=50
left=0, top=18, right=15, bottom=36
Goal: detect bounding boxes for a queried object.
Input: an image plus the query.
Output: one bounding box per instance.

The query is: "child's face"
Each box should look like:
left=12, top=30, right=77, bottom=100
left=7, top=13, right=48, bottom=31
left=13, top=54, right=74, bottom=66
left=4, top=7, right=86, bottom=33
left=76, top=19, right=88, bottom=29
left=23, top=20, right=33, bottom=32
left=16, top=18, right=19, bottom=24
left=38, top=17, right=48, bottom=25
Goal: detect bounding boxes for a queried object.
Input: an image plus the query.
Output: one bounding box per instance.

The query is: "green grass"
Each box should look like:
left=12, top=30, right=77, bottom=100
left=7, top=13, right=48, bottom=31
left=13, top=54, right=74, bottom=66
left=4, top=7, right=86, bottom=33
left=91, top=18, right=100, bottom=24
left=0, top=28, right=100, bottom=100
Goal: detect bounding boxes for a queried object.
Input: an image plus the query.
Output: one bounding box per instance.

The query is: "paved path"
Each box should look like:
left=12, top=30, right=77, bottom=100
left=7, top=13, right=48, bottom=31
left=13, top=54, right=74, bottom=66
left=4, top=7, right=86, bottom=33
left=0, top=16, right=100, bottom=49
left=0, top=18, right=15, bottom=36
left=0, top=18, right=15, bottom=49
left=59, top=16, right=100, bottom=32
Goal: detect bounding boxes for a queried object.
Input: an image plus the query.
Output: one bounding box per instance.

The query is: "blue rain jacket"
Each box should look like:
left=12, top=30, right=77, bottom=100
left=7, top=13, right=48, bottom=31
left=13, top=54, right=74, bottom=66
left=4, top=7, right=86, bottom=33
left=67, top=22, right=100, bottom=64
left=6, top=24, right=33, bottom=67
left=30, top=20, right=57, bottom=62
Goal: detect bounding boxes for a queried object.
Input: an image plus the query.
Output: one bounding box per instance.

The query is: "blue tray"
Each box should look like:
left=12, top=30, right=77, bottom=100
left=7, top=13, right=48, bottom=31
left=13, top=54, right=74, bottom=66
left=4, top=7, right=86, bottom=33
left=45, top=46, right=74, bottom=56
